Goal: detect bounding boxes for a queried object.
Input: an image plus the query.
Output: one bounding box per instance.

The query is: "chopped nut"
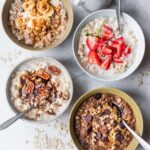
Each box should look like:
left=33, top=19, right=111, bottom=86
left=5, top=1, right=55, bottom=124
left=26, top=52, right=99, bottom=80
left=48, top=65, right=61, bottom=75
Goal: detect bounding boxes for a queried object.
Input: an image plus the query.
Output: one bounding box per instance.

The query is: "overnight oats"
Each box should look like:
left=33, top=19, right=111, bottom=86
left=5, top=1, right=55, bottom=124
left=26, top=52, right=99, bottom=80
left=78, top=17, right=138, bottom=76
left=9, top=0, right=68, bottom=48
left=74, top=93, right=136, bottom=150
left=9, top=58, right=72, bottom=121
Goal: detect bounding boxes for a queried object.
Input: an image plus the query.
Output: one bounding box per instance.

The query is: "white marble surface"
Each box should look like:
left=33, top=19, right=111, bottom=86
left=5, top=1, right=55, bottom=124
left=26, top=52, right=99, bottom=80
left=0, top=0, right=150, bottom=150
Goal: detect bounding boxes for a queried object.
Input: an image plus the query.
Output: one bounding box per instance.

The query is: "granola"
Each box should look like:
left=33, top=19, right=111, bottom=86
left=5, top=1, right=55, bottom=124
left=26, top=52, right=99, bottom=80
left=9, top=0, right=68, bottom=48
left=74, top=93, right=136, bottom=150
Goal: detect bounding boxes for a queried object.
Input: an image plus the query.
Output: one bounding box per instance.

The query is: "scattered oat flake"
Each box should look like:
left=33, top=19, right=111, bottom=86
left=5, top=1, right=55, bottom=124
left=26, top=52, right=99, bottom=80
left=33, top=127, right=76, bottom=150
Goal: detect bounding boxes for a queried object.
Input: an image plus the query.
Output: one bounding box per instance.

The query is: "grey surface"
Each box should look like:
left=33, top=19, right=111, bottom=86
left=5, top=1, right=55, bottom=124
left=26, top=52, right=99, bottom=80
left=0, top=0, right=150, bottom=150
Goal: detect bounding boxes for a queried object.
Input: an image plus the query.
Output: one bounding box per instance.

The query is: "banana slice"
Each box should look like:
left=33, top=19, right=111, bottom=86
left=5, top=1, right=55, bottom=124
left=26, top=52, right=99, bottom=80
left=31, top=18, right=50, bottom=35
left=15, top=16, right=24, bottom=30
left=44, top=5, right=54, bottom=17
left=22, top=0, right=35, bottom=11
left=36, top=0, right=50, bottom=14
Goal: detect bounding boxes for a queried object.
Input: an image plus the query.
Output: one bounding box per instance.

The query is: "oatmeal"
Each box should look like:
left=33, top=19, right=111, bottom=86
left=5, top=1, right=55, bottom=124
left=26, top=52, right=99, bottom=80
left=9, top=58, right=72, bottom=121
left=78, top=17, right=138, bottom=75
left=9, top=0, right=68, bottom=48
left=74, top=93, right=136, bottom=150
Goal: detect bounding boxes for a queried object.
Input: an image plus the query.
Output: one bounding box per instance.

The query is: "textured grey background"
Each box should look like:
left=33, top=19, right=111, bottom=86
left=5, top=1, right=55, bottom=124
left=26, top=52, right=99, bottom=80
left=0, top=0, right=150, bottom=150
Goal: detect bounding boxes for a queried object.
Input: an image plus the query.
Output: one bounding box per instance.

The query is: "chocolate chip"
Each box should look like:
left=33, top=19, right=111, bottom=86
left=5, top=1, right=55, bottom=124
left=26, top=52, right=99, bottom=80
left=87, top=126, right=92, bottom=134
left=85, top=114, right=93, bottom=123
left=34, top=90, right=38, bottom=97
left=20, top=78, right=25, bottom=85
left=119, top=122, right=125, bottom=129
left=115, top=129, right=121, bottom=135
left=112, top=120, right=118, bottom=127
left=94, top=93, right=102, bottom=100
left=116, top=134, right=124, bottom=142
left=101, top=136, right=109, bottom=142
left=101, top=109, right=111, bottom=116
left=19, top=88, right=22, bottom=97
left=108, top=102, right=113, bottom=107
left=96, top=132, right=102, bottom=140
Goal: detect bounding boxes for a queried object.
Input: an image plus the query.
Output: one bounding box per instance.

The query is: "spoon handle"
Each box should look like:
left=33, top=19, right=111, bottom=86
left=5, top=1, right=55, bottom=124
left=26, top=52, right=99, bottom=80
left=123, top=121, right=150, bottom=150
left=115, top=0, right=123, bottom=34
left=0, top=106, right=33, bottom=131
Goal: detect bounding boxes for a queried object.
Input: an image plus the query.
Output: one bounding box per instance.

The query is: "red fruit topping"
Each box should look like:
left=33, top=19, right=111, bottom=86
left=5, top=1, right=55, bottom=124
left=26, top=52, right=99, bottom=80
left=113, top=56, right=123, bottom=63
left=101, top=57, right=111, bottom=70
left=102, top=25, right=114, bottom=40
left=109, top=40, right=119, bottom=48
left=88, top=50, right=101, bottom=65
left=102, top=25, right=113, bottom=34
left=85, top=25, right=132, bottom=70
left=116, top=44, right=123, bottom=58
left=123, top=46, right=131, bottom=57
left=101, top=45, right=113, bottom=55
left=86, top=36, right=99, bottom=50
left=117, top=37, right=125, bottom=44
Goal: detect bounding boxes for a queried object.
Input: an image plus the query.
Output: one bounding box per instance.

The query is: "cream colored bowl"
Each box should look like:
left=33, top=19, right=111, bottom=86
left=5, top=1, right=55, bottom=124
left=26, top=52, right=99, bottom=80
left=6, top=57, right=73, bottom=123
left=2, top=0, right=73, bottom=51
left=69, top=88, right=143, bottom=150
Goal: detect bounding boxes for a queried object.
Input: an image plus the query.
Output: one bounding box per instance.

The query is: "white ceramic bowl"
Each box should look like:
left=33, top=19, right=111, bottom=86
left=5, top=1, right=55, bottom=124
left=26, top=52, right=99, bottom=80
left=73, top=9, right=145, bottom=81
left=6, top=57, right=73, bottom=123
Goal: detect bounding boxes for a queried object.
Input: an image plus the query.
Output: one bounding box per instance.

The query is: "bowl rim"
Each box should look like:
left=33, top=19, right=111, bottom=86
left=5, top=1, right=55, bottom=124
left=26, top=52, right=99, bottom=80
left=1, top=0, right=74, bottom=51
left=5, top=56, right=74, bottom=124
left=72, top=9, right=145, bottom=82
left=69, top=87, right=143, bottom=150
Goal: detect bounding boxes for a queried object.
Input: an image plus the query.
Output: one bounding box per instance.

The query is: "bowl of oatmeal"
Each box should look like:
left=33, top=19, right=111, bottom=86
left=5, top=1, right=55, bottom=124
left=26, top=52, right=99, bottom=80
left=69, top=88, right=143, bottom=150
left=73, top=9, right=145, bottom=81
left=6, top=57, right=73, bottom=123
left=2, top=0, right=73, bottom=50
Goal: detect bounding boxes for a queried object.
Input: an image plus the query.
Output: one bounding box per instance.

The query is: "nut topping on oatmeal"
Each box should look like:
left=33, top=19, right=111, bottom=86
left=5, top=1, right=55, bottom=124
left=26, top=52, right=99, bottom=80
left=75, top=93, right=136, bottom=150
left=10, top=63, right=71, bottom=121
left=36, top=69, right=50, bottom=80
left=48, top=65, right=61, bottom=75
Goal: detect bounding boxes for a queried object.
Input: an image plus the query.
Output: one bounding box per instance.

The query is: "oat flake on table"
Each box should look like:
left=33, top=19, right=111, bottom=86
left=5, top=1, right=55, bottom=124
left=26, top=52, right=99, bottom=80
left=32, top=120, right=76, bottom=150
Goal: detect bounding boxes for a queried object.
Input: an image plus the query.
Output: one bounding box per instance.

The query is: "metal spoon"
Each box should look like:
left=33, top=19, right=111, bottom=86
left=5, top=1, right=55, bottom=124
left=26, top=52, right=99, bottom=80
left=115, top=0, right=123, bottom=36
left=112, top=103, right=150, bottom=150
left=0, top=105, right=35, bottom=131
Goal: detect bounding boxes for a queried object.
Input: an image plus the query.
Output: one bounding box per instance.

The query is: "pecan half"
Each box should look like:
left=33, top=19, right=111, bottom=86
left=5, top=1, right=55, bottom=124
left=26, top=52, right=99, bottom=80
left=37, top=87, right=49, bottom=99
left=22, top=80, right=35, bottom=95
left=48, top=66, right=61, bottom=75
left=36, top=69, right=50, bottom=80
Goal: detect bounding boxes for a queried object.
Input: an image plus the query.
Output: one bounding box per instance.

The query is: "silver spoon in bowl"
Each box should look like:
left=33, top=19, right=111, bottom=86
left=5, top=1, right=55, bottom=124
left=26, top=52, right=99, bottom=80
left=112, top=102, right=150, bottom=150
left=115, top=0, right=123, bottom=36
left=0, top=105, right=35, bottom=131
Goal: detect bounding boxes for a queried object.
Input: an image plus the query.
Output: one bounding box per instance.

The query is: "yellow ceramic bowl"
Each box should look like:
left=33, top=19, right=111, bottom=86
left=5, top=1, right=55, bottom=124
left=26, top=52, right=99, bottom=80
left=69, top=88, right=143, bottom=150
left=2, top=0, right=73, bottom=51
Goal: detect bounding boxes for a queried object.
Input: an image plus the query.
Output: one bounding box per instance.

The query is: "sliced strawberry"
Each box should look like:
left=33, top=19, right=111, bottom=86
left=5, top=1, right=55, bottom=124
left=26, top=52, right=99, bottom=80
left=88, top=50, right=101, bottom=65
left=117, top=37, right=124, bottom=44
left=103, top=32, right=114, bottom=40
left=102, top=25, right=113, bottom=34
left=115, top=44, right=123, bottom=58
left=97, top=38, right=105, bottom=50
left=97, top=50, right=103, bottom=59
left=123, top=46, right=131, bottom=57
left=98, top=38, right=105, bottom=45
left=86, top=36, right=99, bottom=50
left=113, top=56, right=123, bottom=63
left=101, top=45, right=113, bottom=55
left=109, top=40, right=119, bottom=48
left=102, top=25, right=114, bottom=40
left=100, top=57, right=111, bottom=70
